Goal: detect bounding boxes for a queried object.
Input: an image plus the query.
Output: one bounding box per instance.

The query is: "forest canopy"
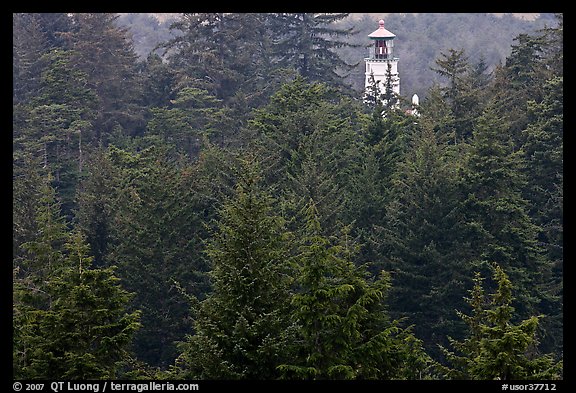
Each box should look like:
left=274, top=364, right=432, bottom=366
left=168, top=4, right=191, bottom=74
left=13, top=12, right=562, bottom=381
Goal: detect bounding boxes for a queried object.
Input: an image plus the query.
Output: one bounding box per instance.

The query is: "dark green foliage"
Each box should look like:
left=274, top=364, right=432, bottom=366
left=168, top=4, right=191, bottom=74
left=139, top=53, right=177, bottom=109
left=437, top=264, right=562, bottom=380
left=520, top=75, right=563, bottom=354
left=14, top=233, right=141, bottom=379
left=248, top=76, right=365, bottom=230
left=162, top=13, right=279, bottom=109
left=489, top=14, right=562, bottom=146
left=13, top=48, right=96, bottom=216
left=147, top=86, right=232, bottom=155
left=13, top=12, right=562, bottom=380
left=431, top=48, right=488, bottom=142
left=13, top=13, right=50, bottom=104
left=270, top=13, right=359, bottom=89
left=13, top=177, right=140, bottom=379
left=91, top=145, right=211, bottom=367
left=62, top=13, right=145, bottom=142
left=375, top=122, right=468, bottom=359
left=174, top=159, right=294, bottom=379
left=460, top=104, right=550, bottom=322
left=278, top=202, right=430, bottom=380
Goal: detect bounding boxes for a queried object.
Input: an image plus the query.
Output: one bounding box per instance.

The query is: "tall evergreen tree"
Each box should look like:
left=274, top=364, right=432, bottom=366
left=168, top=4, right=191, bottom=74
left=279, top=201, right=429, bottom=380
left=100, top=144, right=210, bottom=367
left=147, top=86, right=227, bottom=157
left=520, top=76, right=563, bottom=354
left=375, top=122, right=467, bottom=360
left=16, top=48, right=96, bottom=215
left=162, top=13, right=280, bottom=109
left=248, top=76, right=364, bottom=231
left=61, top=13, right=145, bottom=142
left=270, top=13, right=358, bottom=89
left=13, top=13, right=50, bottom=105
left=459, top=104, right=553, bottom=328
left=174, top=158, right=295, bottom=379
left=13, top=177, right=140, bottom=379
left=431, top=48, right=486, bottom=142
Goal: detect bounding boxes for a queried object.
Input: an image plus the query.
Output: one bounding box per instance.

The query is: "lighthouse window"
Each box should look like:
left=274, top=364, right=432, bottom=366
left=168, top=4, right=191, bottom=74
left=375, top=40, right=388, bottom=59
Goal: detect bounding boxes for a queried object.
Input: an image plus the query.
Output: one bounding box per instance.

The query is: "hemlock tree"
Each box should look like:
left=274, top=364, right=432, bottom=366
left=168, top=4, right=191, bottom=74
left=278, top=201, right=430, bottom=380
left=174, top=159, right=295, bottom=379
left=437, top=263, right=562, bottom=380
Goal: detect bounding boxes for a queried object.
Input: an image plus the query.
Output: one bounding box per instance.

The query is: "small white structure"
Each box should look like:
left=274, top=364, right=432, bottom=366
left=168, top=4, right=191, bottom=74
left=364, top=19, right=400, bottom=98
left=411, top=94, right=420, bottom=116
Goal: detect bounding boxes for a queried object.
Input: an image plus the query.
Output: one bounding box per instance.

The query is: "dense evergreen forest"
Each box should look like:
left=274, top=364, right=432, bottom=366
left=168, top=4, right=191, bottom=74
left=13, top=13, right=563, bottom=381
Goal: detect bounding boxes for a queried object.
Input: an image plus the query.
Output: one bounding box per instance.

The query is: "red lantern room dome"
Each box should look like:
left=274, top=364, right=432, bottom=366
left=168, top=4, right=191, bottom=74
left=368, top=19, right=396, bottom=39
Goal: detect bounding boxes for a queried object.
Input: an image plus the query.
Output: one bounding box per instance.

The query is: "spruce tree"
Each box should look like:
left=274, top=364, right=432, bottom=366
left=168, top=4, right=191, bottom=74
left=102, top=144, right=211, bottom=367
left=146, top=86, right=224, bottom=156
left=520, top=76, right=563, bottom=354
left=63, top=13, right=144, bottom=142
left=431, top=48, right=486, bottom=142
left=248, top=76, right=365, bottom=231
left=162, top=13, right=279, bottom=110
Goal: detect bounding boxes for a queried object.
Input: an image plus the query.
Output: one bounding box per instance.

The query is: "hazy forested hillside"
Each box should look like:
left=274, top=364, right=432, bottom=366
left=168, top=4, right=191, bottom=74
left=337, top=13, right=558, bottom=98
left=13, top=12, right=562, bottom=382
left=117, top=13, right=557, bottom=100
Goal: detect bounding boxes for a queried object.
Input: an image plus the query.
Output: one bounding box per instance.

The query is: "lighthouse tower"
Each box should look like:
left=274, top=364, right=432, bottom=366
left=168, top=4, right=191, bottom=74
left=364, top=19, right=400, bottom=101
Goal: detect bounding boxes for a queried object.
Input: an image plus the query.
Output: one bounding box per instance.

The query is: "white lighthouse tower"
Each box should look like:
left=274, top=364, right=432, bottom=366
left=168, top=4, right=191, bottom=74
left=364, top=19, right=400, bottom=101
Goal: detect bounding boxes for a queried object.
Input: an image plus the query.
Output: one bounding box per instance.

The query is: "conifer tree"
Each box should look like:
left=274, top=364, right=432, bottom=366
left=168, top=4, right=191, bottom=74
left=13, top=177, right=140, bottom=379
left=162, top=13, right=279, bottom=110
left=375, top=122, right=467, bottom=360
left=438, top=263, right=562, bottom=380
left=381, top=62, right=399, bottom=109
left=520, top=76, right=563, bottom=354
left=174, top=158, right=295, bottom=379
left=19, top=48, right=96, bottom=213
left=278, top=201, right=430, bottom=380
left=62, top=13, right=144, bottom=142
left=431, top=48, right=486, bottom=142
left=13, top=13, right=51, bottom=105
left=102, top=144, right=211, bottom=367
left=270, top=13, right=358, bottom=88
left=363, top=72, right=382, bottom=110
left=460, top=104, right=550, bottom=321
left=248, top=76, right=365, bottom=231
left=146, top=86, right=225, bottom=156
